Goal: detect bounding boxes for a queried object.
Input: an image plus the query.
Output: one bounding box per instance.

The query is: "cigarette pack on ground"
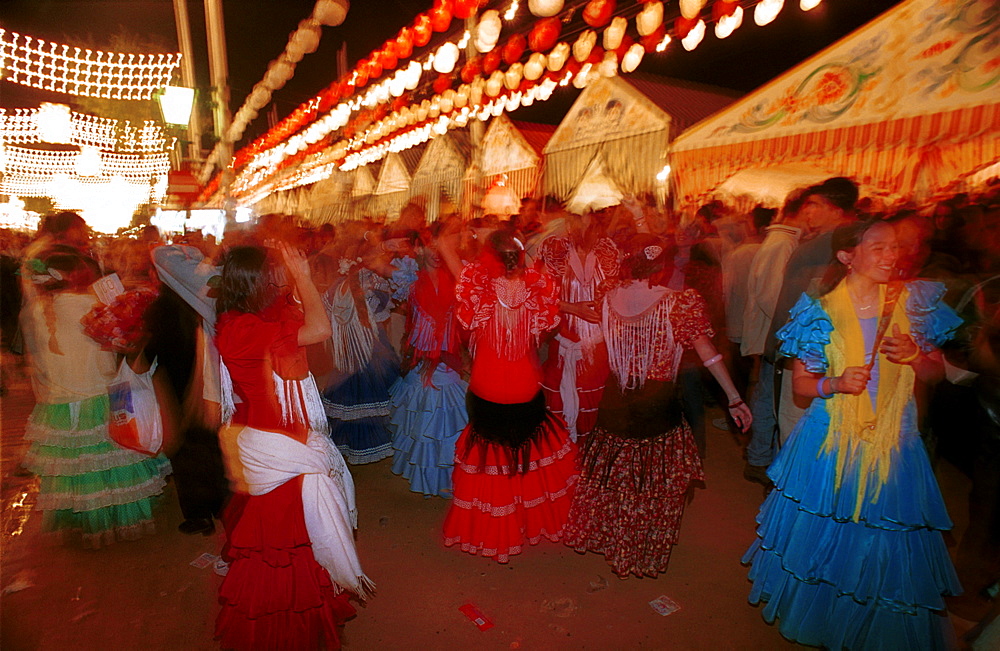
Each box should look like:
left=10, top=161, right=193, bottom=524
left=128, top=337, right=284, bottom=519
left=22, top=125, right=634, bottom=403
left=459, top=603, right=494, bottom=630
left=649, top=595, right=681, bottom=616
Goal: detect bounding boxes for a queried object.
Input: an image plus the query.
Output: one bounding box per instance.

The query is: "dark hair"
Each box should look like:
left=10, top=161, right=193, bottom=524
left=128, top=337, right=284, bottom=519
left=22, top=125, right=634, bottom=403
left=751, top=206, right=777, bottom=231
left=817, top=218, right=887, bottom=296
left=622, top=234, right=673, bottom=282
left=39, top=211, right=88, bottom=241
left=487, top=228, right=524, bottom=274
left=39, top=246, right=101, bottom=292
left=216, top=246, right=278, bottom=315
left=805, top=177, right=859, bottom=214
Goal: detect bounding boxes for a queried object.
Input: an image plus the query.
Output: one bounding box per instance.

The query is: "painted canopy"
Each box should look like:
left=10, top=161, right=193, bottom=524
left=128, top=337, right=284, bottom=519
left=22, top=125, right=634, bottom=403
left=670, top=0, right=1000, bottom=203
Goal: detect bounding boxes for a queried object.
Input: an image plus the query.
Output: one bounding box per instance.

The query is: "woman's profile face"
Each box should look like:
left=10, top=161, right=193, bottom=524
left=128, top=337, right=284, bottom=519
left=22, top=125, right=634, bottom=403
left=851, top=222, right=899, bottom=284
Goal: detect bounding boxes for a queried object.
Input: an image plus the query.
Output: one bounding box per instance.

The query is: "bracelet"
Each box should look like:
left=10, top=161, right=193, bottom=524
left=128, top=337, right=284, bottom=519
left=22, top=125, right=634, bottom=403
left=727, top=399, right=745, bottom=409
left=896, top=348, right=920, bottom=365
left=816, top=377, right=835, bottom=399
left=703, top=353, right=723, bottom=368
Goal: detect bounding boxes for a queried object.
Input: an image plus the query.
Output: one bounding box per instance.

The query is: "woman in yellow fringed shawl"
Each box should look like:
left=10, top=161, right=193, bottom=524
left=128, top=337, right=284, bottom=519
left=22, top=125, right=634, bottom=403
left=743, top=220, right=963, bottom=649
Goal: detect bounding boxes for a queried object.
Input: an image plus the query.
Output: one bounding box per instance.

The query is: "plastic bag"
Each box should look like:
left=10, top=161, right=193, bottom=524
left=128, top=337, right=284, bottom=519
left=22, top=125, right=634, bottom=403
left=108, top=357, right=163, bottom=455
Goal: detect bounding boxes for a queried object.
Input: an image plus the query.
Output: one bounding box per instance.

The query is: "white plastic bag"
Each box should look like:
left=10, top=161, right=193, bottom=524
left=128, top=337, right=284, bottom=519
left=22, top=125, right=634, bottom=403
left=107, top=357, right=163, bottom=455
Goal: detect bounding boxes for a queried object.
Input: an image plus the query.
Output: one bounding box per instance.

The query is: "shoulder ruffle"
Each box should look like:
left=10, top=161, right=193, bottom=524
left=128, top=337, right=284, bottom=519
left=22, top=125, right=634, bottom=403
left=390, top=256, right=419, bottom=302
left=776, top=293, right=833, bottom=373
left=905, top=280, right=962, bottom=350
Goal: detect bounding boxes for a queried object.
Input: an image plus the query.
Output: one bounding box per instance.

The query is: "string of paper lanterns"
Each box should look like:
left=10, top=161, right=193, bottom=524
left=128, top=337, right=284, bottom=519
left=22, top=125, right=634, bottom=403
left=1, top=107, right=169, bottom=154
left=216, top=0, right=823, bottom=204
left=0, top=28, right=181, bottom=100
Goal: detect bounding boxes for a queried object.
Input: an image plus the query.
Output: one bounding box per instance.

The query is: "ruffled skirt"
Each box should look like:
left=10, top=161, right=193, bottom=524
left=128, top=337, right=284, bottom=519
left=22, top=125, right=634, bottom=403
left=323, top=329, right=399, bottom=465
left=743, top=403, right=962, bottom=649
left=216, top=478, right=356, bottom=651
left=562, top=419, right=704, bottom=578
left=389, top=362, right=468, bottom=498
left=23, top=394, right=172, bottom=548
left=443, top=394, right=578, bottom=563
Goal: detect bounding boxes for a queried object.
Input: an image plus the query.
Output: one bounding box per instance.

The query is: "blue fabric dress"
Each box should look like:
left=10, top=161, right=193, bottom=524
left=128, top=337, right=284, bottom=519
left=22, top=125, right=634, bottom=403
left=743, top=281, right=963, bottom=649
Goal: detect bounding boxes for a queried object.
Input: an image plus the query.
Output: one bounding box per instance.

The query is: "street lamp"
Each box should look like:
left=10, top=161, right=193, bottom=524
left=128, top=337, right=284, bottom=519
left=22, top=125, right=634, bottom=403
left=156, top=85, right=196, bottom=126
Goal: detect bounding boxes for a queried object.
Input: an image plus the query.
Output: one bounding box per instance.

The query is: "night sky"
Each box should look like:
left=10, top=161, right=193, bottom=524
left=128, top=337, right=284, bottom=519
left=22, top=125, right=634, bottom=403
left=3, top=0, right=903, bottom=146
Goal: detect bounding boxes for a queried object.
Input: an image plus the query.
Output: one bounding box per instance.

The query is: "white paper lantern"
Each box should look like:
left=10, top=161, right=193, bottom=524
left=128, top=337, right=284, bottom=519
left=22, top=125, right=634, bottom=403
left=636, top=2, right=663, bottom=36
left=313, top=0, right=349, bottom=26
left=433, top=42, right=460, bottom=74
left=504, top=63, right=523, bottom=90
left=680, top=18, right=706, bottom=50
left=404, top=61, right=422, bottom=90
left=476, top=10, right=502, bottom=52
left=455, top=85, right=470, bottom=108
left=486, top=70, right=505, bottom=97
left=621, top=43, right=644, bottom=73
left=547, top=42, right=570, bottom=71
left=603, top=17, right=627, bottom=51
left=524, top=52, right=546, bottom=80
left=754, top=0, right=784, bottom=26
left=36, top=103, right=73, bottom=144
left=573, top=30, right=597, bottom=63
left=715, top=5, right=743, bottom=39
left=599, top=50, right=618, bottom=77
left=528, top=0, right=563, bottom=18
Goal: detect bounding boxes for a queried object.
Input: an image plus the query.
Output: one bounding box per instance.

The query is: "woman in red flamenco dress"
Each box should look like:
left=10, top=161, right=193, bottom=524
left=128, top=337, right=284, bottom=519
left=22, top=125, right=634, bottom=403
left=214, top=243, right=373, bottom=651
left=442, top=228, right=578, bottom=562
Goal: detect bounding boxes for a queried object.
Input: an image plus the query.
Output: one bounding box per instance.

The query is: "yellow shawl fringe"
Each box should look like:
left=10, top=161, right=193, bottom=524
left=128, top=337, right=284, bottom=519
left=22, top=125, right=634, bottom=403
left=820, top=281, right=914, bottom=521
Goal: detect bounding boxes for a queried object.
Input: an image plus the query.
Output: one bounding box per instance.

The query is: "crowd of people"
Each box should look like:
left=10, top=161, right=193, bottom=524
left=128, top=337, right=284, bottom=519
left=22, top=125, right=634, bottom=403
left=2, top=174, right=998, bottom=649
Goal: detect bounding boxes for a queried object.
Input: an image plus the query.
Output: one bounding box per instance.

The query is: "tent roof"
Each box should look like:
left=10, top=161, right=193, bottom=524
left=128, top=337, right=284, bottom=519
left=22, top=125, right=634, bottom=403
left=478, top=114, right=543, bottom=176
left=511, top=120, right=556, bottom=155
left=620, top=73, right=741, bottom=134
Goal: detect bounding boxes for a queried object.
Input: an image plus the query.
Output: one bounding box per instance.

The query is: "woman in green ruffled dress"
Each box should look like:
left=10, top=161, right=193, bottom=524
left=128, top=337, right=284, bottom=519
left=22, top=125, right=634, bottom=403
left=21, top=247, right=171, bottom=547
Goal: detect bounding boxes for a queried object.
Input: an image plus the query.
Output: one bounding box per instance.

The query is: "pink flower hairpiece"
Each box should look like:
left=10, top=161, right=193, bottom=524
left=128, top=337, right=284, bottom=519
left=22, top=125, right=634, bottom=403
left=644, top=245, right=663, bottom=260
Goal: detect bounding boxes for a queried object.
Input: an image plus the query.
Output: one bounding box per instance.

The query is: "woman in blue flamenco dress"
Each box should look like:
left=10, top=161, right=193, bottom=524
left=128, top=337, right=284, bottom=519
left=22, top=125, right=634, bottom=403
left=389, top=231, right=468, bottom=497
left=743, top=220, right=963, bottom=649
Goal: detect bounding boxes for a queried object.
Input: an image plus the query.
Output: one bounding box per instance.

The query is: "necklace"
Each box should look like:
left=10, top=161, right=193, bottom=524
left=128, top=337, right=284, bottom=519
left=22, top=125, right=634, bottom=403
left=847, top=281, right=878, bottom=312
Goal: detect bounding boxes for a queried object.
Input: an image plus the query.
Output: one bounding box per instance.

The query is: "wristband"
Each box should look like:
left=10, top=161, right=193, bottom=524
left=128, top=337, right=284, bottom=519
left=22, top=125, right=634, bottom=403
left=703, top=353, right=723, bottom=368
left=727, top=399, right=745, bottom=409
left=816, top=377, right=834, bottom=399
left=896, top=348, right=920, bottom=364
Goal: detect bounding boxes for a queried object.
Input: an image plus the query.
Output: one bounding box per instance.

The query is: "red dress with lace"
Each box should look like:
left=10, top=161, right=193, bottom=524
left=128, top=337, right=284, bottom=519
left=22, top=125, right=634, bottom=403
left=215, top=298, right=355, bottom=651
left=443, top=260, right=579, bottom=562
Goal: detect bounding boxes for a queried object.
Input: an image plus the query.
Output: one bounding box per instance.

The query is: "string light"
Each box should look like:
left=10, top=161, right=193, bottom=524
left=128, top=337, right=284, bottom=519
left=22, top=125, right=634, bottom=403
left=504, top=0, right=520, bottom=21
left=1, top=108, right=168, bottom=154
left=0, top=29, right=181, bottom=100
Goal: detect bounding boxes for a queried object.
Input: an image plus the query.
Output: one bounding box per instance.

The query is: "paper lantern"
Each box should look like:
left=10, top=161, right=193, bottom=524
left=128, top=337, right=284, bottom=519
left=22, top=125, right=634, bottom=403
left=603, top=16, right=627, bottom=50
left=801, top=0, right=822, bottom=10
left=641, top=25, right=668, bottom=52
left=396, top=27, right=414, bottom=58
left=483, top=48, right=502, bottom=73
left=679, top=0, right=706, bottom=19
left=470, top=80, right=484, bottom=105
left=573, top=62, right=593, bottom=88
left=433, top=72, right=453, bottom=94
left=524, top=52, right=547, bottom=80
left=545, top=42, right=569, bottom=71
left=680, top=18, right=706, bottom=50
left=380, top=41, right=399, bottom=71
left=503, top=33, right=527, bottom=65
left=454, top=0, right=482, bottom=19
left=414, top=14, right=433, bottom=47
left=485, top=70, right=504, bottom=97
left=599, top=50, right=618, bottom=77
left=583, top=0, right=615, bottom=28
left=455, top=85, right=470, bottom=107
left=505, top=63, right=523, bottom=90
left=404, top=60, right=423, bottom=89
left=313, top=0, right=349, bottom=26
left=636, top=2, right=663, bottom=36
left=433, top=42, right=460, bottom=73
left=475, top=10, right=502, bottom=52
left=621, top=42, right=644, bottom=72
left=529, top=17, right=561, bottom=52
left=461, top=57, right=482, bottom=84
left=430, top=4, right=452, bottom=32
left=714, top=4, right=743, bottom=39
left=573, top=30, right=597, bottom=62
left=505, top=92, right=522, bottom=111
left=528, top=0, right=563, bottom=17
left=417, top=100, right=430, bottom=122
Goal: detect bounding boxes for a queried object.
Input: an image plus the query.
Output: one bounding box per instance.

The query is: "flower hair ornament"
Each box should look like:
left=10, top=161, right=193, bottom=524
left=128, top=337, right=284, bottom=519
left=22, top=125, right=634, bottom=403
left=25, top=257, right=62, bottom=284
left=338, top=257, right=363, bottom=275
left=644, top=245, right=663, bottom=260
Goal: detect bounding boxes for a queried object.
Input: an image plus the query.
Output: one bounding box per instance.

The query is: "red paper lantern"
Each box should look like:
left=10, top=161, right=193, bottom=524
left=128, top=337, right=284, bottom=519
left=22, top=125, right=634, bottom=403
left=483, top=48, right=502, bottom=74
left=430, top=4, right=452, bottom=32
left=454, top=0, right=482, bottom=19
left=640, top=24, right=666, bottom=52
left=433, top=72, right=453, bottom=94
left=712, top=0, right=739, bottom=20
left=397, top=27, right=414, bottom=58
left=381, top=42, right=399, bottom=71
left=414, top=15, right=433, bottom=47
left=586, top=45, right=605, bottom=64
left=674, top=15, right=698, bottom=39
left=614, top=34, right=634, bottom=59
left=529, top=17, right=562, bottom=52
left=502, top=33, right=527, bottom=65
left=354, top=63, right=370, bottom=88
left=582, top=0, right=616, bottom=28
left=461, top=57, right=483, bottom=84
left=368, top=57, right=383, bottom=80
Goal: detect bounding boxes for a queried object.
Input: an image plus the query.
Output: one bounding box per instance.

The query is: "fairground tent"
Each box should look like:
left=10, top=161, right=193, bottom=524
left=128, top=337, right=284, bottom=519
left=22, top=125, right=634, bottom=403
left=370, top=147, right=424, bottom=219
left=544, top=74, right=738, bottom=211
left=462, top=115, right=554, bottom=215
left=410, top=129, right=471, bottom=221
left=669, top=0, right=1000, bottom=206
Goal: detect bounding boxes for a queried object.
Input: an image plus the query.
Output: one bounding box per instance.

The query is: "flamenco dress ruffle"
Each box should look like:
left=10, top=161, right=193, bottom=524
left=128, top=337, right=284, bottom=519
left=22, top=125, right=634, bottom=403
left=23, top=394, right=171, bottom=548
left=389, top=362, right=468, bottom=498
left=323, top=329, right=399, bottom=465
left=443, top=411, right=578, bottom=563
left=743, top=287, right=963, bottom=649
left=216, top=477, right=356, bottom=651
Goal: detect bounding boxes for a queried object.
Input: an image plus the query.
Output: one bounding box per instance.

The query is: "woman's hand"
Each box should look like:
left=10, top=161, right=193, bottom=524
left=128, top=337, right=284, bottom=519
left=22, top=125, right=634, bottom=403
left=833, top=366, right=871, bottom=395
left=881, top=324, right=920, bottom=364
left=562, top=300, right=600, bottom=324
left=727, top=400, right=752, bottom=433
left=277, top=241, right=311, bottom=286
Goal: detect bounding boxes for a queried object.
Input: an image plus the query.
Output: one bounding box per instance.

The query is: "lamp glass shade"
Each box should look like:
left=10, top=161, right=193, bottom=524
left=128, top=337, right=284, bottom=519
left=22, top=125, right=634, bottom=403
left=158, top=86, right=196, bottom=126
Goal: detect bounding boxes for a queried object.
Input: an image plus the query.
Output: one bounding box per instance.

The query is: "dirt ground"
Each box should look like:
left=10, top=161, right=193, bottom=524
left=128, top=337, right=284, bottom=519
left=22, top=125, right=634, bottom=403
left=0, top=352, right=977, bottom=650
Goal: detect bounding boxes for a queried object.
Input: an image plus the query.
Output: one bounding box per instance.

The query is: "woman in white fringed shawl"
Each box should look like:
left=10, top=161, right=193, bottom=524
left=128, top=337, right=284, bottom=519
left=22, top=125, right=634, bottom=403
left=563, top=233, right=751, bottom=578
left=214, top=243, right=372, bottom=651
